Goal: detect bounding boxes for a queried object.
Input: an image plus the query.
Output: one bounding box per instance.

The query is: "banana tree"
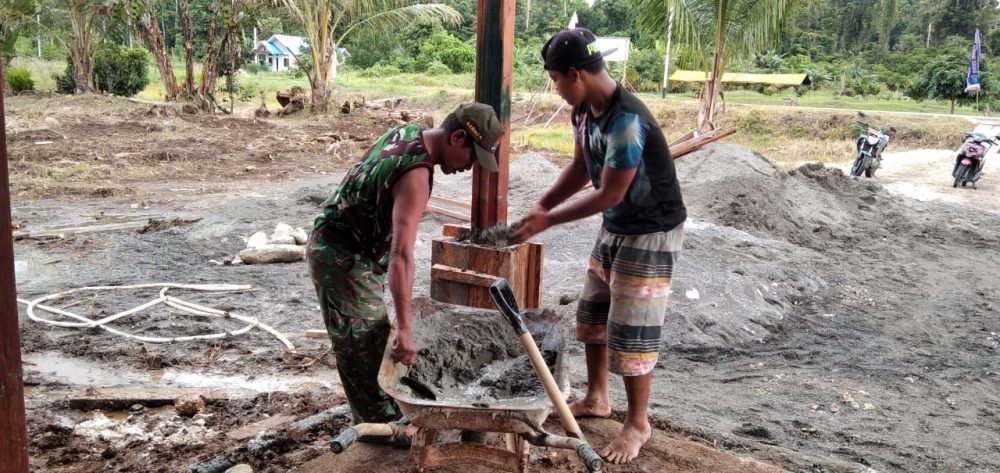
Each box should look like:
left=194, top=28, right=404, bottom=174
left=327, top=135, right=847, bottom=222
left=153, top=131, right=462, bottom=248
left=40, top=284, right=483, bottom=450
left=631, top=0, right=802, bottom=131
left=0, top=0, right=37, bottom=66
left=274, top=0, right=460, bottom=112
left=57, top=0, right=108, bottom=93
left=124, top=0, right=180, bottom=100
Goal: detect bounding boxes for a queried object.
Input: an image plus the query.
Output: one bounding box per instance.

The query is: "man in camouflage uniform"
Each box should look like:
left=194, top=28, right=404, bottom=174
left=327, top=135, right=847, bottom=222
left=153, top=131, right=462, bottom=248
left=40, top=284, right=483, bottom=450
left=307, top=103, right=504, bottom=429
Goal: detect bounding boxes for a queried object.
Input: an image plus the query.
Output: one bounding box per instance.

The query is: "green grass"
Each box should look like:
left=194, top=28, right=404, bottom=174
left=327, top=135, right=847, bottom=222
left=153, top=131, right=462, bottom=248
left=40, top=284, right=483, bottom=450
left=515, top=127, right=574, bottom=155
left=646, top=89, right=987, bottom=116
left=9, top=57, right=64, bottom=91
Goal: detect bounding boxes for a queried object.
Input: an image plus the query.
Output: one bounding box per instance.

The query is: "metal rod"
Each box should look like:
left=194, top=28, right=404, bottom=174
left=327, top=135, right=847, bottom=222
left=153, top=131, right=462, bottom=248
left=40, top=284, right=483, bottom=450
left=0, top=58, right=31, bottom=473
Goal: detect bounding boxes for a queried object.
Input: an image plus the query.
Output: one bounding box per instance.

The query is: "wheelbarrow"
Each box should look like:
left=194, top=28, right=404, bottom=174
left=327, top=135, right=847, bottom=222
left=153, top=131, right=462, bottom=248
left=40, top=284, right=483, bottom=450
left=331, top=291, right=603, bottom=472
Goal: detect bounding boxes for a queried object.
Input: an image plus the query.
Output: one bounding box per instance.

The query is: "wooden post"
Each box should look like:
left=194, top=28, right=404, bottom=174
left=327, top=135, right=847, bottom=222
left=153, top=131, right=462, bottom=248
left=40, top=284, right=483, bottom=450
left=472, top=0, right=514, bottom=230
left=0, top=60, right=31, bottom=473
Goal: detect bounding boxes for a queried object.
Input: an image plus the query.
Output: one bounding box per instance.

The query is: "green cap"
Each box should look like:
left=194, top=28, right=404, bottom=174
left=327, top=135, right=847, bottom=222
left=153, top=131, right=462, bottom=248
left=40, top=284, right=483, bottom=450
left=454, top=103, right=504, bottom=172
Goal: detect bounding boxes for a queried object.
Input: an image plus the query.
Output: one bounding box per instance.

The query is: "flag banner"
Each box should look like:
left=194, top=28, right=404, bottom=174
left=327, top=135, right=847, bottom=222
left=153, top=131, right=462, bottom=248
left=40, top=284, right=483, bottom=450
left=966, top=29, right=982, bottom=93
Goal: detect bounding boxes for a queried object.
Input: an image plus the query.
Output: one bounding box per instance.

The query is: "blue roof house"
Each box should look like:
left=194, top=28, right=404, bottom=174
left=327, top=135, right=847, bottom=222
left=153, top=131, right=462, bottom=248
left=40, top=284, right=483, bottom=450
left=252, top=35, right=307, bottom=72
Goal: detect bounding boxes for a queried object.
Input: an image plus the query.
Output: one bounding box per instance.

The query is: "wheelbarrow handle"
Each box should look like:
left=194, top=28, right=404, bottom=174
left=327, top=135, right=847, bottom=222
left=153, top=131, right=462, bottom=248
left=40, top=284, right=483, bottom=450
left=577, top=444, right=604, bottom=472
left=331, top=423, right=400, bottom=454
left=330, top=427, right=359, bottom=454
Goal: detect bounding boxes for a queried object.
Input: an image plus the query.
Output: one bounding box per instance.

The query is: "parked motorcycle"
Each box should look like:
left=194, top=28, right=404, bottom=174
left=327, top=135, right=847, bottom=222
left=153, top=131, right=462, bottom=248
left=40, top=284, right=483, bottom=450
left=952, top=131, right=998, bottom=188
left=850, top=117, right=896, bottom=178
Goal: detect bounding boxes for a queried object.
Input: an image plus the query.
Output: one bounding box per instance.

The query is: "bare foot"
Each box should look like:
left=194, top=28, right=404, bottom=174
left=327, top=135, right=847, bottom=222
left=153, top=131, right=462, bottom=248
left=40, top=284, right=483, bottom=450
left=600, top=419, right=652, bottom=464
left=568, top=395, right=612, bottom=418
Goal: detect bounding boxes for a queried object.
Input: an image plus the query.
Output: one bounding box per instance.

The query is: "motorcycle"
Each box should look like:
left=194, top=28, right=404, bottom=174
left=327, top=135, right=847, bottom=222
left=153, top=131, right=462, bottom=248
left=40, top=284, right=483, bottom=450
left=850, top=118, right=895, bottom=178
left=952, top=131, right=998, bottom=188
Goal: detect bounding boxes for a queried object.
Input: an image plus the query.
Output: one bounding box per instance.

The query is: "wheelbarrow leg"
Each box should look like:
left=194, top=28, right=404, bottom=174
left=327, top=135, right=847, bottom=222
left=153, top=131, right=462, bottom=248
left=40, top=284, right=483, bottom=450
left=410, top=428, right=439, bottom=473
left=514, top=435, right=531, bottom=473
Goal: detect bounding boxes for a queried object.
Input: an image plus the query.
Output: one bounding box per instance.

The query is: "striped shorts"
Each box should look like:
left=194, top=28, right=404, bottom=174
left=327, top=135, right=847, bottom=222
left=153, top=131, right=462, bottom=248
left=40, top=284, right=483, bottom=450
left=576, top=225, right=684, bottom=376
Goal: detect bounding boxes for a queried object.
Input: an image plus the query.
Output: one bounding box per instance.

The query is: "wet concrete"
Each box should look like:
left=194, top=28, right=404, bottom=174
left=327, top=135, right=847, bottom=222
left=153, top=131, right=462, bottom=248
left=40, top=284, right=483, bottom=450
left=402, top=302, right=564, bottom=403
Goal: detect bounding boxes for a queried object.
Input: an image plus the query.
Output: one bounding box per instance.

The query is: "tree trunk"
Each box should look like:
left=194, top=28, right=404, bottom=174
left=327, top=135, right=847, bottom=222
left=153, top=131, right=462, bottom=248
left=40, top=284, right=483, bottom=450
left=182, top=0, right=194, bottom=98
left=136, top=0, right=179, bottom=101
left=698, top=39, right=725, bottom=132
left=198, top=0, right=222, bottom=110
left=307, top=38, right=333, bottom=112
left=525, top=0, right=531, bottom=30
left=67, top=2, right=96, bottom=94
left=197, top=0, right=242, bottom=111
left=951, top=98, right=955, bottom=115
left=310, top=79, right=328, bottom=112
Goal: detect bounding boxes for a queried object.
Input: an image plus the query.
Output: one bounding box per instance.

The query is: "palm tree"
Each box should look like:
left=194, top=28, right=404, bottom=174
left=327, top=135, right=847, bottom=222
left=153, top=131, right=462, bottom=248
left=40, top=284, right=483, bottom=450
left=631, top=0, right=802, bottom=131
left=275, top=0, right=460, bottom=112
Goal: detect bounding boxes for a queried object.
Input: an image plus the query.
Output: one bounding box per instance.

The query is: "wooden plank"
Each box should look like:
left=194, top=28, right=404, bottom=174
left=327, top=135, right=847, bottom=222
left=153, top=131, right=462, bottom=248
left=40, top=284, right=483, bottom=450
left=429, top=194, right=471, bottom=209
left=442, top=224, right=470, bottom=237
left=227, top=414, right=297, bottom=440
left=306, top=329, right=328, bottom=339
left=52, top=387, right=239, bottom=410
left=524, top=242, right=544, bottom=309
left=671, top=128, right=735, bottom=159
left=431, top=263, right=502, bottom=287
left=0, top=60, right=29, bottom=473
left=18, top=220, right=149, bottom=239
left=472, top=0, right=514, bottom=230
left=668, top=129, right=697, bottom=147
left=425, top=204, right=470, bottom=222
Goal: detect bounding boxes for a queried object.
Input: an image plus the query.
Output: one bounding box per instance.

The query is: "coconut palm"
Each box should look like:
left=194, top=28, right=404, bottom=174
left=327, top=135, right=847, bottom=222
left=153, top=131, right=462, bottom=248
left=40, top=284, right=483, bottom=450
left=275, top=0, right=461, bottom=112
left=631, top=0, right=803, bottom=131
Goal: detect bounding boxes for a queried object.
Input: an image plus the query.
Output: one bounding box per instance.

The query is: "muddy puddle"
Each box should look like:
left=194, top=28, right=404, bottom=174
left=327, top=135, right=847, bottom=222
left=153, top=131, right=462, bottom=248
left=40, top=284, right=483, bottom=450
left=23, top=351, right=338, bottom=397
left=399, top=303, right=565, bottom=405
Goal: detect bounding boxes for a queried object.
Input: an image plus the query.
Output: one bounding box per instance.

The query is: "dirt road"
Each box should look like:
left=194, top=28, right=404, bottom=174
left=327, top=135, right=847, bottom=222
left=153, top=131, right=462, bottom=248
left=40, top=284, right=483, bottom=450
left=11, top=97, right=999, bottom=472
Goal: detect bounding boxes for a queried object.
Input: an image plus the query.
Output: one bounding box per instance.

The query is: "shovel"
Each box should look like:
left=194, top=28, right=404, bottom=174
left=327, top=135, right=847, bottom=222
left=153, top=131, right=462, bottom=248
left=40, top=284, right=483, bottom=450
left=490, top=279, right=603, bottom=472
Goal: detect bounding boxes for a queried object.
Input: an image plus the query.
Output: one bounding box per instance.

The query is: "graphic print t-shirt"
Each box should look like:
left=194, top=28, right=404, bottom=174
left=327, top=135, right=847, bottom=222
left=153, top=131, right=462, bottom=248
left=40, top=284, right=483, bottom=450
left=572, top=84, right=686, bottom=235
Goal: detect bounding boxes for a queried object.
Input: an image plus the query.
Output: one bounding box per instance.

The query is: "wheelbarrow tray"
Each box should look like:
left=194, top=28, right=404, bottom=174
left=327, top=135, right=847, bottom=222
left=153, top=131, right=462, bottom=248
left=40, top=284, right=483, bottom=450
left=378, top=303, right=569, bottom=433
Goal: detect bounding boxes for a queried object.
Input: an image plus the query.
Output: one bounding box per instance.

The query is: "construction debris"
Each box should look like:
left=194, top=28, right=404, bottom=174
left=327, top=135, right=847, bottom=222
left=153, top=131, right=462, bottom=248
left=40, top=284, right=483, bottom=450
left=175, top=393, right=206, bottom=417
left=239, top=223, right=308, bottom=264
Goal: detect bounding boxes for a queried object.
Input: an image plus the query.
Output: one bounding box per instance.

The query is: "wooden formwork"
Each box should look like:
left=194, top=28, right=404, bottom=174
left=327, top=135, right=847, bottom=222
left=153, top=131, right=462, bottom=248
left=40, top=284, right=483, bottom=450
left=431, top=225, right=543, bottom=310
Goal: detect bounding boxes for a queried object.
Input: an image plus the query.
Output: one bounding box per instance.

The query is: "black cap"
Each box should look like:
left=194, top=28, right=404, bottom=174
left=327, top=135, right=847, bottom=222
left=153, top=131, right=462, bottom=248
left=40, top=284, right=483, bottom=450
left=541, top=27, right=616, bottom=71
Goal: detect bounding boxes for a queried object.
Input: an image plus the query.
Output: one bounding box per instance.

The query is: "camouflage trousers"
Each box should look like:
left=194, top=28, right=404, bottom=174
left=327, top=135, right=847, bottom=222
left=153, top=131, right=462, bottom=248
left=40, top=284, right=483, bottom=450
left=308, top=234, right=399, bottom=424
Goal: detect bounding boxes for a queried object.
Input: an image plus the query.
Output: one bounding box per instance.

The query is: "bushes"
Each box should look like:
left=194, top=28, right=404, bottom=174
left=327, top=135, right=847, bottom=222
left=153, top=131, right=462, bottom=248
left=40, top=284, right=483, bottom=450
left=5, top=67, right=34, bottom=93
left=360, top=63, right=402, bottom=78
left=424, top=61, right=452, bottom=76
left=94, top=45, right=150, bottom=96
left=55, top=45, right=150, bottom=96
left=415, top=32, right=474, bottom=73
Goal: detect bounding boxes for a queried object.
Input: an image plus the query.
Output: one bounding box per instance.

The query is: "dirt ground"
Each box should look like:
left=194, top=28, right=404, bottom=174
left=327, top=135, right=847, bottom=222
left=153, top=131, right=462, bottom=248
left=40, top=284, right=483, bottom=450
left=9, top=96, right=1000, bottom=473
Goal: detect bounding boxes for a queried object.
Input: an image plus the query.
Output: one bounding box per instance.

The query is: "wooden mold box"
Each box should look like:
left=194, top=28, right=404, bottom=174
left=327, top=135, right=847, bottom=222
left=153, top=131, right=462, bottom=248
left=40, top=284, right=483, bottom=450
left=430, top=225, right=543, bottom=310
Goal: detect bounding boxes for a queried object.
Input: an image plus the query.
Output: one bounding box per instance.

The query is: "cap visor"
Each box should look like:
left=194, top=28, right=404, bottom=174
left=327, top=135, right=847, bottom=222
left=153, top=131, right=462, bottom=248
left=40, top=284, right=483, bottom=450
left=473, top=142, right=499, bottom=172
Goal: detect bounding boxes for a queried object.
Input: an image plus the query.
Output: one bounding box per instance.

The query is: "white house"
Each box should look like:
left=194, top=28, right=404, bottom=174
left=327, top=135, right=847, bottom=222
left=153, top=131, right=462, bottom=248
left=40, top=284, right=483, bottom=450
left=252, top=34, right=307, bottom=71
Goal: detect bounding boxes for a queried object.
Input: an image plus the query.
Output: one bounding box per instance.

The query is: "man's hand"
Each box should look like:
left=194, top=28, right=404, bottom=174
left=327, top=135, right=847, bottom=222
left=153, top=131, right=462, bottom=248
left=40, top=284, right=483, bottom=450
left=390, top=328, right=417, bottom=365
left=511, top=207, right=552, bottom=244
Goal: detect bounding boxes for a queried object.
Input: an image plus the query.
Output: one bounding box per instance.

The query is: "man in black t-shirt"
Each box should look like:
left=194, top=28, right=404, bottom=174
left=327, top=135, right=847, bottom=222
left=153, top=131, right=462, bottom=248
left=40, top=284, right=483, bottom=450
left=512, top=27, right=686, bottom=464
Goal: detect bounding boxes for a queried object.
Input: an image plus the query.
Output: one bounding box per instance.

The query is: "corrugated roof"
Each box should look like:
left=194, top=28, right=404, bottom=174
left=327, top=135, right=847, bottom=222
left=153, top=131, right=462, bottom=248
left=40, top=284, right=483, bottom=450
left=271, top=34, right=308, bottom=55
left=669, top=70, right=810, bottom=86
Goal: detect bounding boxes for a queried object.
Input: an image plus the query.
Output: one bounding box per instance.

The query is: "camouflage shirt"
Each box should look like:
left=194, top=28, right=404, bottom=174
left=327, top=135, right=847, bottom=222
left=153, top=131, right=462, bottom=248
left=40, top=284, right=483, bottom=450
left=311, top=123, right=434, bottom=263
